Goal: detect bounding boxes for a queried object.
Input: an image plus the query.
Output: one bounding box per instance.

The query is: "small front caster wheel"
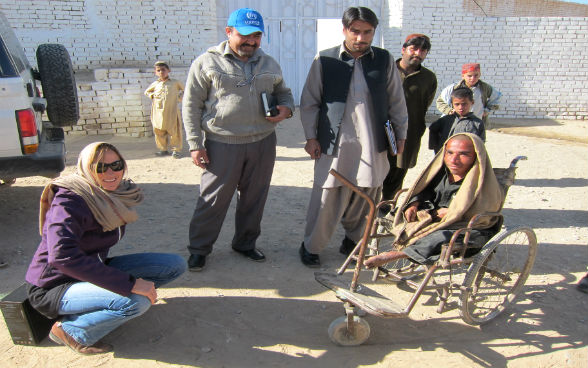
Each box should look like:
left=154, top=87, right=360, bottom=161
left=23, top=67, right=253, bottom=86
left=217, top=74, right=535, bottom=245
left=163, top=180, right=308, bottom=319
left=328, top=315, right=370, bottom=346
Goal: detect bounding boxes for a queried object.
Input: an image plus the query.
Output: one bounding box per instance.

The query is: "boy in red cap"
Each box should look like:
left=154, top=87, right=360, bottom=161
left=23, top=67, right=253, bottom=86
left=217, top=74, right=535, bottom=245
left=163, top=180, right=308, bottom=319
left=436, top=63, right=501, bottom=127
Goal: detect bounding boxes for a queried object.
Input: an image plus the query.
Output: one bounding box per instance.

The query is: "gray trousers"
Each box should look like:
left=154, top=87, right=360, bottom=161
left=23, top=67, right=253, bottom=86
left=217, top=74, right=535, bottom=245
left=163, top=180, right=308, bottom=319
left=303, top=185, right=381, bottom=254
left=188, top=133, right=276, bottom=255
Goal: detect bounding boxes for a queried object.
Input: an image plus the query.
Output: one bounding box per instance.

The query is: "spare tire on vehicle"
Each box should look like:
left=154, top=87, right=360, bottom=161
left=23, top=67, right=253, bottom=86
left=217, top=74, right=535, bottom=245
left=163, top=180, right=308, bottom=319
left=36, top=44, right=79, bottom=126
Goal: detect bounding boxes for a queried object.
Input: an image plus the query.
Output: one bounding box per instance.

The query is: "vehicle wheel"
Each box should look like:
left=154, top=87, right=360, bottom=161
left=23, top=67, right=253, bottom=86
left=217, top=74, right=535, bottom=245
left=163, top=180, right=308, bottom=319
left=36, top=44, right=79, bottom=126
left=328, top=315, right=370, bottom=346
left=459, top=227, right=537, bottom=325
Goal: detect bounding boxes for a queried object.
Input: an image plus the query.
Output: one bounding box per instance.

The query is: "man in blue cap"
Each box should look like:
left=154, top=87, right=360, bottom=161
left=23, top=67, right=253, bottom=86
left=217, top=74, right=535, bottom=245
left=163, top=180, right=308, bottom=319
left=183, top=8, right=294, bottom=271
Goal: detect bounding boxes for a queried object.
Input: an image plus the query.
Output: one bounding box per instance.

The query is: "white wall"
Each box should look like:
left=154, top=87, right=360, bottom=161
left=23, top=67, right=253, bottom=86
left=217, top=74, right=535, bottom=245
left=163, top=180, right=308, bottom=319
left=1, top=0, right=215, bottom=70
left=72, top=67, right=188, bottom=137
left=1, top=0, right=215, bottom=136
left=395, top=1, right=588, bottom=120
left=0, top=0, right=586, bottom=136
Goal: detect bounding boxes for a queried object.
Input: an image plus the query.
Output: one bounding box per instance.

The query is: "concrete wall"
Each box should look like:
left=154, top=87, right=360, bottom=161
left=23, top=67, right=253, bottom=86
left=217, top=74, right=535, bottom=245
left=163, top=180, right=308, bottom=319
left=393, top=1, right=588, bottom=120
left=1, top=0, right=215, bottom=70
left=463, top=0, right=588, bottom=17
left=72, top=67, right=187, bottom=136
left=1, top=0, right=216, bottom=136
left=1, top=0, right=586, bottom=136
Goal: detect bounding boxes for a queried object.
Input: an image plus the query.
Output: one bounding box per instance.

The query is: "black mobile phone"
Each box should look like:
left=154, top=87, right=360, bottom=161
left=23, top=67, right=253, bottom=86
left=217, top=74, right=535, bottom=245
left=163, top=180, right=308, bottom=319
left=261, top=92, right=279, bottom=117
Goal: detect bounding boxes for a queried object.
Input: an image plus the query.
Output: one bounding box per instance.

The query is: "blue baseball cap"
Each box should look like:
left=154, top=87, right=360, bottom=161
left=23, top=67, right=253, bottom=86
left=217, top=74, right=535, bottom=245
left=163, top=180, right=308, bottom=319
left=227, top=8, right=264, bottom=35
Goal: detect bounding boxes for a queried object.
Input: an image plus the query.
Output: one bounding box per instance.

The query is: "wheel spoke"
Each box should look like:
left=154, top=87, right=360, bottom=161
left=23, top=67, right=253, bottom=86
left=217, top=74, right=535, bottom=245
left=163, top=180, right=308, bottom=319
left=459, top=227, right=537, bottom=325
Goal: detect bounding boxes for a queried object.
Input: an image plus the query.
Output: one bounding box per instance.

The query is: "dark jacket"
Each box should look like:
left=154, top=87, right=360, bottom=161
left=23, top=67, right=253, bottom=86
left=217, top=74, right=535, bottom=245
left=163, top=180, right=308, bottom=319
left=393, top=60, right=437, bottom=169
left=25, top=187, right=135, bottom=297
left=316, top=45, right=391, bottom=155
left=428, top=112, right=485, bottom=153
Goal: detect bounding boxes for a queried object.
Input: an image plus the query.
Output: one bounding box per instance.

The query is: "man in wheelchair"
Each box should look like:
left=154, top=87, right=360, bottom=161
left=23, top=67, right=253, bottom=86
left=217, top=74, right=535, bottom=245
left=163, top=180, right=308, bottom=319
left=365, top=133, right=503, bottom=268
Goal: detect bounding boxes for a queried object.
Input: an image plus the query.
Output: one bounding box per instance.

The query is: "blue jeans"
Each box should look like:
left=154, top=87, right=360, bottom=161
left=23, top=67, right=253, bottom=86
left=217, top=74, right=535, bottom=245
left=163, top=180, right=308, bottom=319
left=57, top=253, right=186, bottom=346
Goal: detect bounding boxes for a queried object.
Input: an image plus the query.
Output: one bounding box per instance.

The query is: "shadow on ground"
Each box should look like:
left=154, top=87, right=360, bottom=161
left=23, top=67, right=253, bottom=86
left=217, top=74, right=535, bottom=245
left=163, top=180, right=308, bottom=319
left=19, top=275, right=586, bottom=368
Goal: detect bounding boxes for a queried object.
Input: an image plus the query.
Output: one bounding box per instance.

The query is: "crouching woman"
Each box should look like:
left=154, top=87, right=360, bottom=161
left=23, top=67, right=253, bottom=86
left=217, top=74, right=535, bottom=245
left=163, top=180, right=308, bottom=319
left=25, top=142, right=186, bottom=354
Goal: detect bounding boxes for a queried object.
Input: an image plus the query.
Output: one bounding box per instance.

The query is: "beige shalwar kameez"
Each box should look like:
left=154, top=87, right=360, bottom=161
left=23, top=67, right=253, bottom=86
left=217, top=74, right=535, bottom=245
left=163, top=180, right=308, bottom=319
left=300, top=45, right=408, bottom=254
left=144, top=78, right=184, bottom=152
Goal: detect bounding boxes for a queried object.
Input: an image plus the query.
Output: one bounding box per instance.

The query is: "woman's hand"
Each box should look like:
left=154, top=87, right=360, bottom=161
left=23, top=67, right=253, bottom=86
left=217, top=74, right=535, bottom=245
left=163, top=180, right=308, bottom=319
left=131, top=278, right=157, bottom=304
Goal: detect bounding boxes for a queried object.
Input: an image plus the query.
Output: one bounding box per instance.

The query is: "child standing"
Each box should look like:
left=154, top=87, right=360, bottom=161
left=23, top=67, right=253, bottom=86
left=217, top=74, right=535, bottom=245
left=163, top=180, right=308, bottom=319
left=144, top=61, right=184, bottom=158
left=429, top=87, right=485, bottom=153
left=436, top=63, right=501, bottom=127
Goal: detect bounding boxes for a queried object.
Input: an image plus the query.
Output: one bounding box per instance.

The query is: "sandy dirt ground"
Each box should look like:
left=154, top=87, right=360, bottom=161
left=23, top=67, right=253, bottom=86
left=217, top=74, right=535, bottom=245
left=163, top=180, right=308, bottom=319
left=0, top=113, right=586, bottom=368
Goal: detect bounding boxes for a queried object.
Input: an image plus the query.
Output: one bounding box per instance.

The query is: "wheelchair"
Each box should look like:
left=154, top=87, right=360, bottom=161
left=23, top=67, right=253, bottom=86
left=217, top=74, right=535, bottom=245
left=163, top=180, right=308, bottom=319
left=315, top=156, right=538, bottom=346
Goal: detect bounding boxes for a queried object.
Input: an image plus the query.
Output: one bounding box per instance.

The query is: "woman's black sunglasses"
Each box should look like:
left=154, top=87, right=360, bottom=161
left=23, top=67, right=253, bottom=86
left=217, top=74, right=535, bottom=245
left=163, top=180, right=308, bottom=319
left=96, top=160, right=124, bottom=174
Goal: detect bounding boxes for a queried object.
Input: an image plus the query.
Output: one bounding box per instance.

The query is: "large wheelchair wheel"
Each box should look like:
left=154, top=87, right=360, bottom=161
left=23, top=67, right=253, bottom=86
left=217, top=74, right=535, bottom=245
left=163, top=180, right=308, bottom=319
left=328, top=316, right=370, bottom=346
left=459, top=227, right=537, bottom=325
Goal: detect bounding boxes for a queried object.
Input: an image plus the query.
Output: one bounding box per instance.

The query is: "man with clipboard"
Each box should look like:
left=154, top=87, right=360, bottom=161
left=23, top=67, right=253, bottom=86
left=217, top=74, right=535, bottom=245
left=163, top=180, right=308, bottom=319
left=298, top=7, right=408, bottom=267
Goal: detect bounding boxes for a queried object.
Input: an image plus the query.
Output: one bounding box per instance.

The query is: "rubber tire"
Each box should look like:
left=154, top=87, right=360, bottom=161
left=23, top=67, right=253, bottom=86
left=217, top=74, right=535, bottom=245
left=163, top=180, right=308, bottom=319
left=459, top=227, right=537, bottom=325
left=36, top=44, right=79, bottom=126
left=328, top=315, right=370, bottom=346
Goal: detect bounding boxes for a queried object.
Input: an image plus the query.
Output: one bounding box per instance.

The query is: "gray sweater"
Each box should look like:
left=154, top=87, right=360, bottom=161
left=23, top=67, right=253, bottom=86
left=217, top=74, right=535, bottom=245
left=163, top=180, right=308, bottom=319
left=182, top=41, right=295, bottom=150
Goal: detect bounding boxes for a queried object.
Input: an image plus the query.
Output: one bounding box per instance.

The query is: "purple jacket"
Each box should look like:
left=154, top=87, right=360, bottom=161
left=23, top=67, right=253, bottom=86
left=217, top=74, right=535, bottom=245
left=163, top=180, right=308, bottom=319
left=25, top=187, right=135, bottom=296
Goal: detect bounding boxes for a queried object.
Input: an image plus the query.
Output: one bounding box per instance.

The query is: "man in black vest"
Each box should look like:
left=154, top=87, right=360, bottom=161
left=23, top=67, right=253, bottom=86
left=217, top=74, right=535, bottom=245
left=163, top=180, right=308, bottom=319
left=298, top=6, right=408, bottom=267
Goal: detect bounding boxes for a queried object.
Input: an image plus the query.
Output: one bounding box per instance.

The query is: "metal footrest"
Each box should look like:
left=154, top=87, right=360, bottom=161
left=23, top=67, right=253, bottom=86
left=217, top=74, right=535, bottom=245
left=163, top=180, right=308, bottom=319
left=315, top=272, right=407, bottom=318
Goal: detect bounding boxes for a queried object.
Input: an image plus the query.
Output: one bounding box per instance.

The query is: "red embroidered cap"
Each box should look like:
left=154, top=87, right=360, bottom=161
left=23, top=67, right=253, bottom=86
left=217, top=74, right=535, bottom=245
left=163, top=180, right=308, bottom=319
left=462, top=63, right=481, bottom=74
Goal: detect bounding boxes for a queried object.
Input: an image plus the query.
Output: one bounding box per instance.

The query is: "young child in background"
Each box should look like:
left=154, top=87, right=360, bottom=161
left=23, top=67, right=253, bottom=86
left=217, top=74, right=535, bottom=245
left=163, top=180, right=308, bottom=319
left=436, top=63, right=501, bottom=127
left=429, top=87, right=485, bottom=153
left=144, top=61, right=184, bottom=158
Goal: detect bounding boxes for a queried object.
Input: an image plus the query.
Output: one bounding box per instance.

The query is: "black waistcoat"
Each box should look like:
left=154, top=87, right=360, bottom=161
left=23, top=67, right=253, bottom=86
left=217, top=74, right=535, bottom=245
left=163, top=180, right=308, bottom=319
left=317, top=45, right=390, bottom=155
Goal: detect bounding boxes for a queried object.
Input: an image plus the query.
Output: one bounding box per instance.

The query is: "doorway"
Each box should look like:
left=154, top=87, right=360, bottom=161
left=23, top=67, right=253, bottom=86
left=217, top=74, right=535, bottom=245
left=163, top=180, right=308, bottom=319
left=216, top=0, right=384, bottom=103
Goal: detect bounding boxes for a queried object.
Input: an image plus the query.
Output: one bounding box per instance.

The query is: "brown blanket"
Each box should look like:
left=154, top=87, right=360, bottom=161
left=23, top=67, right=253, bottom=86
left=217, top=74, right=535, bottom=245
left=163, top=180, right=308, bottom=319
left=391, top=133, right=503, bottom=247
